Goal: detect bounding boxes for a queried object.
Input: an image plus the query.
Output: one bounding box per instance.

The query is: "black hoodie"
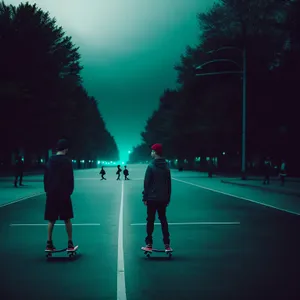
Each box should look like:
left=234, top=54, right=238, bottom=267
left=44, top=154, right=74, bottom=196
left=142, top=158, right=171, bottom=203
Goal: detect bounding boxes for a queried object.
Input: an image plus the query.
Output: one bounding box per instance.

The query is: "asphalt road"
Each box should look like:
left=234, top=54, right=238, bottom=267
left=0, top=164, right=299, bottom=300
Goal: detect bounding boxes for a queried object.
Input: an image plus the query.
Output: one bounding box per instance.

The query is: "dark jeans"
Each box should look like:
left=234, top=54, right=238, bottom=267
left=263, top=174, right=270, bottom=184
left=14, top=171, right=23, bottom=186
left=145, top=201, right=170, bottom=245
left=280, top=174, right=285, bottom=185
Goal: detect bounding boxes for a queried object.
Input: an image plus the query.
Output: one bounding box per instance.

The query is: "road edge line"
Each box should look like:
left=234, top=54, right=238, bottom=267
left=172, top=178, right=300, bottom=216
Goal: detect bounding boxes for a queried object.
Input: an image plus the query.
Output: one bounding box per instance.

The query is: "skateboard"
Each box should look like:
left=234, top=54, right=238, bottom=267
left=45, top=245, right=79, bottom=258
left=141, top=247, right=173, bottom=258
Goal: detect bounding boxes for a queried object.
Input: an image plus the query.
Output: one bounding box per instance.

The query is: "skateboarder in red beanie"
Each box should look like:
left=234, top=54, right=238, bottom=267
left=44, top=139, right=76, bottom=251
left=142, top=143, right=172, bottom=252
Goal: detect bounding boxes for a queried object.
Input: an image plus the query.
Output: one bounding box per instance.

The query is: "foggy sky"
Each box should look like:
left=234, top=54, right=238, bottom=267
left=8, top=0, right=214, bottom=161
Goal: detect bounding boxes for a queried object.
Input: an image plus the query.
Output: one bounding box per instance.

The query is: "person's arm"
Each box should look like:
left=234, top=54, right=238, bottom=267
left=43, top=163, right=49, bottom=193
left=67, top=160, right=74, bottom=195
left=142, top=165, right=152, bottom=202
left=167, top=169, right=171, bottom=203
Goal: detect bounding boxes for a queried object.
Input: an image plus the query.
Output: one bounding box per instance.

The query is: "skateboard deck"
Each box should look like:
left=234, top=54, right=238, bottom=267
left=141, top=247, right=173, bottom=258
left=45, top=245, right=79, bottom=258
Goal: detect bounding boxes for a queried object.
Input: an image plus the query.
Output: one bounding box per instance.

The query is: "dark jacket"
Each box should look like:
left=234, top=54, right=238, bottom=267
left=15, top=157, right=24, bottom=173
left=142, top=158, right=171, bottom=203
left=44, top=154, right=74, bottom=196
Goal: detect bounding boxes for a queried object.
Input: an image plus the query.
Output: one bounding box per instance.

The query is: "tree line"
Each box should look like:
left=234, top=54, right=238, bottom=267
left=0, top=1, right=119, bottom=169
left=129, top=0, right=299, bottom=175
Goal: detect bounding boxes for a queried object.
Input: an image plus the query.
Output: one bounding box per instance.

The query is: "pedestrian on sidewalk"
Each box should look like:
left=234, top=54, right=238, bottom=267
left=207, top=158, right=213, bottom=178
left=263, top=157, right=272, bottom=185
left=43, top=138, right=76, bottom=252
left=279, top=159, right=287, bottom=186
left=142, top=143, right=172, bottom=252
left=14, top=155, right=24, bottom=187
left=99, top=166, right=106, bottom=180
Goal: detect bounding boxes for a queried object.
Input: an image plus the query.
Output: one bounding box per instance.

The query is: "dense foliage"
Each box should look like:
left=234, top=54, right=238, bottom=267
left=129, top=0, right=299, bottom=173
left=0, top=1, right=119, bottom=167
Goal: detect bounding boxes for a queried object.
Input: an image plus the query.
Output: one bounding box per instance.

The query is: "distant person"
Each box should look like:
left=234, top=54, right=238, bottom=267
left=123, top=166, right=129, bottom=180
left=142, top=143, right=172, bottom=252
left=14, top=155, right=24, bottom=187
left=207, top=158, right=213, bottom=178
left=263, top=157, right=272, bottom=185
left=279, top=159, right=286, bottom=186
left=99, top=166, right=106, bottom=180
left=116, top=165, right=122, bottom=180
left=43, top=139, right=76, bottom=251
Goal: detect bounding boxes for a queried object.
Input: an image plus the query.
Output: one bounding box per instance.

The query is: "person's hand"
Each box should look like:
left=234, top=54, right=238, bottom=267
left=143, top=200, right=147, bottom=206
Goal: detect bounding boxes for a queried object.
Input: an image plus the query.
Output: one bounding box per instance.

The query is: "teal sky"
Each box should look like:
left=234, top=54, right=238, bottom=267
left=8, top=0, right=214, bottom=161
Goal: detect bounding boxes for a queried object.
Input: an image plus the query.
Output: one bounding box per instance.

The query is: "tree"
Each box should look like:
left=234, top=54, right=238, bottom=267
left=0, top=1, right=119, bottom=167
left=133, top=0, right=297, bottom=173
left=172, top=0, right=289, bottom=160
left=128, top=143, right=150, bottom=163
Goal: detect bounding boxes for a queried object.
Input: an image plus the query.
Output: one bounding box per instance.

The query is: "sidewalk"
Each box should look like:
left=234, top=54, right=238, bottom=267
left=0, top=169, right=97, bottom=207
left=0, top=175, right=45, bottom=207
left=221, top=177, right=300, bottom=197
left=171, top=169, right=300, bottom=197
left=171, top=170, right=300, bottom=216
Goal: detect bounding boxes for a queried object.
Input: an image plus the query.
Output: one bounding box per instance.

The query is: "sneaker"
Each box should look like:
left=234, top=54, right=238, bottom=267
left=142, top=244, right=152, bottom=251
left=165, top=244, right=172, bottom=252
left=46, top=240, right=56, bottom=251
left=67, top=240, right=75, bottom=251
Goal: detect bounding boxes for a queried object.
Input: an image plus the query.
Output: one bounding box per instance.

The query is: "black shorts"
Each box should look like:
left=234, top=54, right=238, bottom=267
left=44, top=193, right=74, bottom=221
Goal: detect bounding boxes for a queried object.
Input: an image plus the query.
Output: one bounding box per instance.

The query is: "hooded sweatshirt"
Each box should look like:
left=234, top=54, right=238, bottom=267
left=142, top=158, right=171, bottom=203
left=44, top=154, right=74, bottom=196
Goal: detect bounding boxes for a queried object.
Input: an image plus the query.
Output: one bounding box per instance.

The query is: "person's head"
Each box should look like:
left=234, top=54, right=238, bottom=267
left=56, top=139, right=69, bottom=155
left=151, top=143, right=163, bottom=159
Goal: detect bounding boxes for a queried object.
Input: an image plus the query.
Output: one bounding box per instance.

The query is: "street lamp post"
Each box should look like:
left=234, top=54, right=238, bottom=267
left=195, top=46, right=247, bottom=179
left=241, top=48, right=247, bottom=180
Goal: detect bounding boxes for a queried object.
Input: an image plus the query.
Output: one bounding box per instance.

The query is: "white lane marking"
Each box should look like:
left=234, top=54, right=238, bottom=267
left=117, top=181, right=127, bottom=300
left=173, top=178, right=300, bottom=216
left=10, top=223, right=101, bottom=226
left=131, top=222, right=240, bottom=226
left=0, top=192, right=45, bottom=208
left=75, top=178, right=143, bottom=180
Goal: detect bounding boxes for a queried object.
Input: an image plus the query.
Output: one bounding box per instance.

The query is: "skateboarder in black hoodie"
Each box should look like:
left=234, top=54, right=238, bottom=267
left=142, top=143, right=172, bottom=252
left=44, top=139, right=76, bottom=251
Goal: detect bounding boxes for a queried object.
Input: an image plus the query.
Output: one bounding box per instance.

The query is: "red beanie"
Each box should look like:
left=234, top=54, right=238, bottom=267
left=151, top=143, right=163, bottom=156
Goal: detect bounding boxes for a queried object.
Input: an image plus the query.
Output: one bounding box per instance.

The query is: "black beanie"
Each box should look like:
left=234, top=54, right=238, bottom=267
left=57, top=139, right=69, bottom=151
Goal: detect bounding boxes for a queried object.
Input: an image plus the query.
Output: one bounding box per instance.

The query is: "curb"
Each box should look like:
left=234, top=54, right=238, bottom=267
left=221, top=180, right=300, bottom=198
left=0, top=192, right=45, bottom=208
